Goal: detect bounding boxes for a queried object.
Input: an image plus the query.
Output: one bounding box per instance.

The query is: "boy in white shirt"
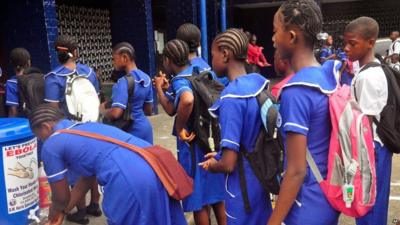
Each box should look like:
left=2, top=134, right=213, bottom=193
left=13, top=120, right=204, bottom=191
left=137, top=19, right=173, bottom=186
left=344, top=16, right=391, bottom=225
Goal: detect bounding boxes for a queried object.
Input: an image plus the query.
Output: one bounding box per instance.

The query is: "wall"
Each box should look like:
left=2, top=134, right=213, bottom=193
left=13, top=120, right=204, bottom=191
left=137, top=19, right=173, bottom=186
left=0, top=0, right=52, bottom=78
left=111, top=0, right=156, bottom=77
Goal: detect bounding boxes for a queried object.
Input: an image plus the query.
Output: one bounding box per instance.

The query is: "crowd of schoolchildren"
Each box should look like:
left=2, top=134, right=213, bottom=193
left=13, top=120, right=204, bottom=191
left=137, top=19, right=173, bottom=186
left=1, top=0, right=399, bottom=225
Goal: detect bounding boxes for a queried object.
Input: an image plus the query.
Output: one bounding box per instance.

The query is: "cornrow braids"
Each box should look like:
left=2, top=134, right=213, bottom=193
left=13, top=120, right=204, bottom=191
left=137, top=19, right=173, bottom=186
left=10, top=48, right=31, bottom=71
left=279, top=0, right=323, bottom=48
left=213, top=28, right=249, bottom=61
left=55, top=35, right=78, bottom=64
left=162, top=39, right=190, bottom=67
left=28, top=104, right=64, bottom=129
left=176, top=23, right=201, bottom=53
left=113, top=42, right=136, bottom=61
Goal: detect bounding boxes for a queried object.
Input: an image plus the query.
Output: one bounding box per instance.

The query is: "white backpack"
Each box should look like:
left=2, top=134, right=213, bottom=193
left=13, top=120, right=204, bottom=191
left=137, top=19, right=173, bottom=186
left=65, top=72, right=99, bottom=122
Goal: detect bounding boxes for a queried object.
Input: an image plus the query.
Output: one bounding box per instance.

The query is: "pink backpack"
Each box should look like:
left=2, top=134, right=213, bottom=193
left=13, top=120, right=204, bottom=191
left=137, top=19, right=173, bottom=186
left=306, top=61, right=376, bottom=217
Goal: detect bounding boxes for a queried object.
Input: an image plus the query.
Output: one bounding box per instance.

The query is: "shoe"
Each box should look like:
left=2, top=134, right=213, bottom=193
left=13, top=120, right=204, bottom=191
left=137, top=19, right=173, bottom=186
left=66, top=208, right=90, bottom=224
left=86, top=202, right=102, bottom=217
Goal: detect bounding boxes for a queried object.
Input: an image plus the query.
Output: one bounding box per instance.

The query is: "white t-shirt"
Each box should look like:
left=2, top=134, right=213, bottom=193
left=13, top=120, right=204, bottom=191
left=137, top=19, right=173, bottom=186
left=351, top=59, right=388, bottom=144
left=388, top=39, right=400, bottom=56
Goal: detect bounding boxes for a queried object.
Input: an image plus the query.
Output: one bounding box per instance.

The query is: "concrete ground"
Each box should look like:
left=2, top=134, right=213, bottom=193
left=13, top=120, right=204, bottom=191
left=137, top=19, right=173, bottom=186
left=62, top=105, right=400, bottom=225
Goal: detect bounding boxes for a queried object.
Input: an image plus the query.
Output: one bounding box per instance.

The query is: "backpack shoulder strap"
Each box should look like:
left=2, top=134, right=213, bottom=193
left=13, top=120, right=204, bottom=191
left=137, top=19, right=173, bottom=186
left=57, top=129, right=177, bottom=196
left=359, top=62, right=381, bottom=73
left=238, top=146, right=252, bottom=213
left=354, top=62, right=382, bottom=101
left=123, top=74, right=135, bottom=119
left=306, top=148, right=323, bottom=183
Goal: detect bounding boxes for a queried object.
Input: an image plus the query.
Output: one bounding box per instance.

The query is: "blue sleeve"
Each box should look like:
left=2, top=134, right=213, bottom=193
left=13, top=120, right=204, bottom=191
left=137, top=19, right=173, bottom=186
left=165, top=86, right=175, bottom=102
left=219, top=98, right=245, bottom=152
left=172, top=78, right=192, bottom=107
left=279, top=86, right=313, bottom=136
left=89, top=70, right=100, bottom=93
left=172, top=78, right=192, bottom=99
left=42, top=139, right=67, bottom=183
left=44, top=74, right=62, bottom=103
left=320, top=48, right=329, bottom=59
left=145, top=86, right=154, bottom=103
left=5, top=80, right=19, bottom=106
left=111, top=78, right=128, bottom=109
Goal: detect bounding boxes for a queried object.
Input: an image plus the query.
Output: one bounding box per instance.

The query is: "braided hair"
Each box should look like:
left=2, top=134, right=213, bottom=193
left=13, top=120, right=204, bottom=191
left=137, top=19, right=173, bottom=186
left=213, top=28, right=249, bottom=61
left=279, top=0, right=323, bottom=48
left=162, top=39, right=190, bottom=67
left=55, top=35, right=78, bottom=64
left=28, top=104, right=64, bottom=129
left=176, top=23, right=201, bottom=53
left=112, top=42, right=136, bottom=61
left=10, top=48, right=31, bottom=72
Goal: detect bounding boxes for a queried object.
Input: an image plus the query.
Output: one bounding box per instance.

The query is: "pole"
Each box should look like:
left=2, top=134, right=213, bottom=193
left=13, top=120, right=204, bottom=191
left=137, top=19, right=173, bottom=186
left=200, top=0, right=208, bottom=62
left=220, top=0, right=227, bottom=32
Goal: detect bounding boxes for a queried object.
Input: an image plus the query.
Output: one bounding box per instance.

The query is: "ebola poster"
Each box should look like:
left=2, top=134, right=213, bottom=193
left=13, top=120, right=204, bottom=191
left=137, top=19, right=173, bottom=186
left=2, top=138, right=39, bottom=214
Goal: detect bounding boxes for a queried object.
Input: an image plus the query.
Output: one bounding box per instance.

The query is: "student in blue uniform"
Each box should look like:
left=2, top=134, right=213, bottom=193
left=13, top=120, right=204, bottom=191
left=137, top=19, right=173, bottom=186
left=28, top=104, right=186, bottom=225
left=200, top=29, right=272, bottom=225
left=344, top=17, right=391, bottom=225
left=267, top=1, right=340, bottom=224
left=45, top=35, right=99, bottom=115
left=177, top=23, right=229, bottom=86
left=44, top=35, right=101, bottom=224
left=154, top=39, right=225, bottom=225
left=320, top=35, right=336, bottom=63
left=5, top=48, right=31, bottom=117
left=100, top=42, right=154, bottom=144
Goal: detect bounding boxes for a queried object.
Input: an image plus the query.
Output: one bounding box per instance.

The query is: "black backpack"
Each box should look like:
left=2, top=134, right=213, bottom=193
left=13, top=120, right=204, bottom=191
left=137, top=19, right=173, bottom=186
left=185, top=69, right=224, bottom=153
left=182, top=68, right=224, bottom=176
left=105, top=74, right=135, bottom=131
left=17, top=67, right=45, bottom=116
left=238, top=87, right=284, bottom=213
left=359, top=62, right=400, bottom=154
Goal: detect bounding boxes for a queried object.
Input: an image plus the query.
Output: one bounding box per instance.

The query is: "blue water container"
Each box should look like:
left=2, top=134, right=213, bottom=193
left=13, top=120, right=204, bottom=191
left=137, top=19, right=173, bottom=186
left=0, top=118, right=39, bottom=225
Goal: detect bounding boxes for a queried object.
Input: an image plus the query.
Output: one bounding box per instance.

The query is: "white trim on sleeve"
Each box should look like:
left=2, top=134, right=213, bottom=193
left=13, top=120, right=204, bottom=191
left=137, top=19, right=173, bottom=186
left=47, top=168, right=68, bottom=179
left=44, top=99, right=60, bottom=103
left=221, top=139, right=240, bottom=147
left=284, top=122, right=309, bottom=131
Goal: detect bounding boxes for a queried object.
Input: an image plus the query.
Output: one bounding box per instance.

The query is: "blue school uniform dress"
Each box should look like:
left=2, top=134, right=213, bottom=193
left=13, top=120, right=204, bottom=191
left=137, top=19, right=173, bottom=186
left=279, top=67, right=340, bottom=225
left=5, top=76, right=19, bottom=108
left=209, top=73, right=272, bottom=225
left=44, top=63, right=99, bottom=185
left=171, top=66, right=225, bottom=212
left=111, top=69, right=154, bottom=144
left=42, top=120, right=187, bottom=225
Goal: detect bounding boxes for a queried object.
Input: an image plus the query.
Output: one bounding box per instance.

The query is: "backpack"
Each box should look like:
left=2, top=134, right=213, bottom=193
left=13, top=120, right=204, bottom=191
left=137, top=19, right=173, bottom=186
left=185, top=68, right=224, bottom=153
left=57, top=129, right=193, bottom=200
left=357, top=62, right=400, bottom=154
left=65, top=72, right=100, bottom=122
left=109, top=74, right=134, bottom=131
left=237, top=87, right=284, bottom=213
left=306, top=61, right=376, bottom=217
left=17, top=67, right=45, bottom=116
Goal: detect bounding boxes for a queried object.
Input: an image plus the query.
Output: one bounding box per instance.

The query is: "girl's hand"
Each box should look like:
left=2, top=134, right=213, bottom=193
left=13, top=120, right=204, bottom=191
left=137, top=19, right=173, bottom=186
left=199, top=158, right=217, bottom=171
left=153, top=71, right=170, bottom=91
left=204, top=152, right=217, bottom=159
left=178, top=128, right=196, bottom=142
